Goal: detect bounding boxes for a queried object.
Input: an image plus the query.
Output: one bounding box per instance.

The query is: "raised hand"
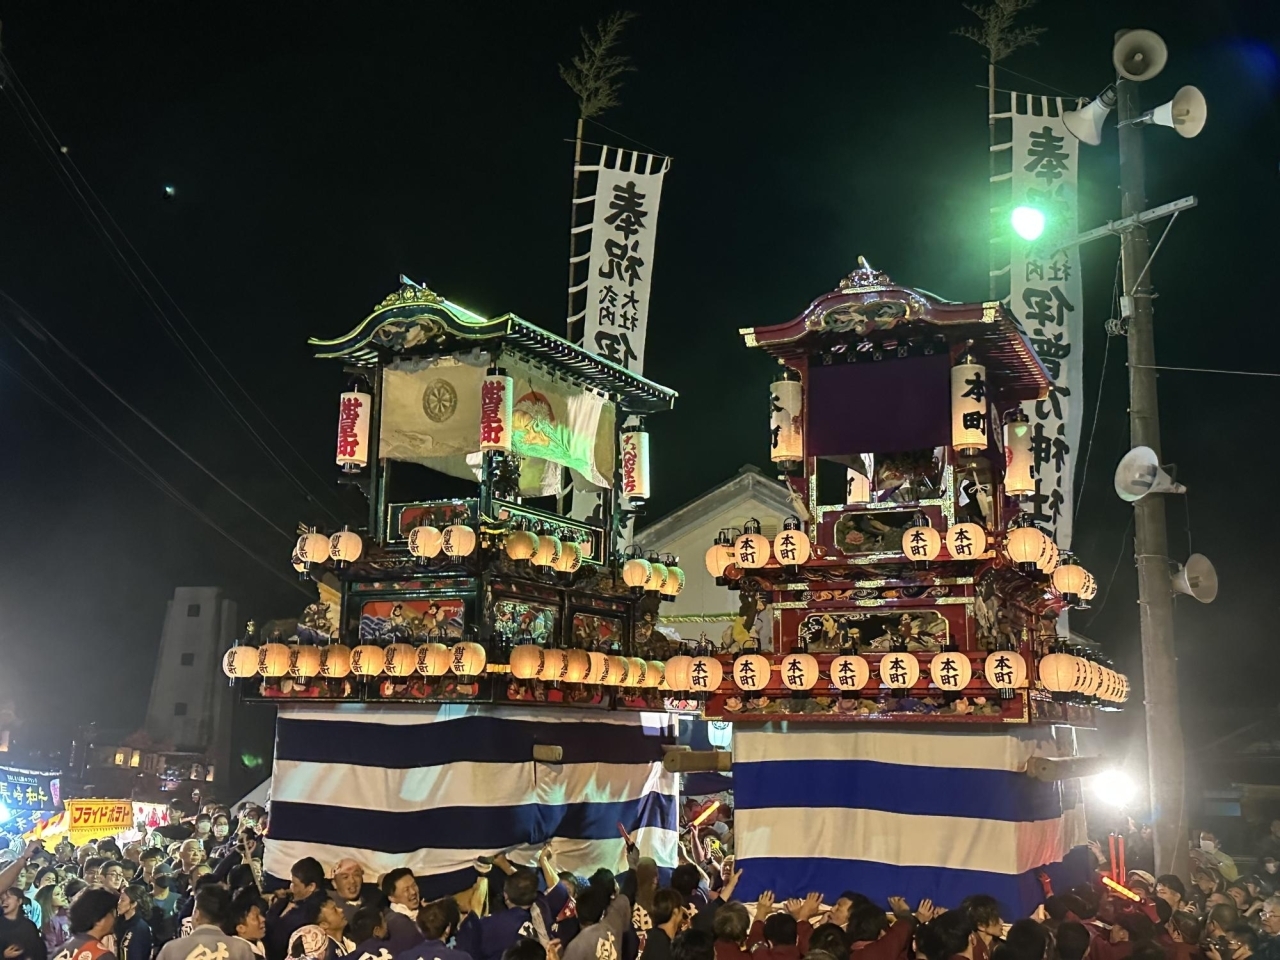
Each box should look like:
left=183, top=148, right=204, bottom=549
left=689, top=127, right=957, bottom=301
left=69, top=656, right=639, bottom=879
left=888, top=896, right=911, bottom=919
left=757, top=890, right=776, bottom=915
left=915, top=899, right=935, bottom=923
left=721, top=867, right=744, bottom=901
left=789, top=893, right=822, bottom=921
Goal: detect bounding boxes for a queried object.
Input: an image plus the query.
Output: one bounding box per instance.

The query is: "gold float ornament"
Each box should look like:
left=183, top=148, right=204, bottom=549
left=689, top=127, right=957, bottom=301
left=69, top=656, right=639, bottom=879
left=408, top=525, right=443, bottom=559
left=441, top=524, right=477, bottom=558
left=449, top=641, right=486, bottom=677
left=929, top=651, right=973, bottom=692
left=829, top=655, right=870, bottom=692
left=879, top=651, right=920, bottom=690
left=901, top=519, right=942, bottom=562
left=532, top=536, right=562, bottom=568
left=350, top=644, right=385, bottom=677
left=951, top=353, right=989, bottom=456
left=415, top=643, right=451, bottom=677
left=780, top=652, right=819, bottom=691
left=222, top=646, right=259, bottom=679
left=505, top=529, right=539, bottom=561
left=328, top=528, right=363, bottom=566
left=289, top=645, right=323, bottom=679
left=773, top=517, right=811, bottom=566
left=689, top=656, right=724, bottom=694
left=945, top=522, right=987, bottom=559
left=732, top=654, right=771, bottom=692
left=1037, top=652, right=1083, bottom=694
left=983, top=650, right=1027, bottom=690
left=663, top=655, right=695, bottom=692
left=1003, top=413, right=1036, bottom=497
left=509, top=644, right=544, bottom=680
left=257, top=642, right=291, bottom=678
left=644, top=661, right=665, bottom=688
left=735, top=519, right=771, bottom=569
left=319, top=644, right=352, bottom=678
left=554, top=541, right=583, bottom=574
left=537, top=649, right=569, bottom=682
left=384, top=643, right=416, bottom=677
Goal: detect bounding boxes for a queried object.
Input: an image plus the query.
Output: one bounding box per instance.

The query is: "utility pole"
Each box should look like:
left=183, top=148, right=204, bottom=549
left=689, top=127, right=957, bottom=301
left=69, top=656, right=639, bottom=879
left=1115, top=67, right=1189, bottom=880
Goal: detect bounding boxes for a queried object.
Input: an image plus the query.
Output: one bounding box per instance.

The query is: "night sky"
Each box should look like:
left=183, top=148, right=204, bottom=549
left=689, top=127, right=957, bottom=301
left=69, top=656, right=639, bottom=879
left=0, top=1, right=1275, bottom=771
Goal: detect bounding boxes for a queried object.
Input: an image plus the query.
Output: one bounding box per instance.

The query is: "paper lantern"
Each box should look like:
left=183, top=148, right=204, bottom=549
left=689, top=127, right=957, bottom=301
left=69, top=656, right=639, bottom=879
left=1006, top=524, right=1049, bottom=572
left=222, top=646, right=259, bottom=679
left=1116, top=676, right=1130, bottom=703
left=289, top=645, right=323, bottom=679
left=605, top=655, right=630, bottom=686
left=505, top=529, right=538, bottom=561
left=1037, top=537, right=1060, bottom=574
left=705, top=535, right=735, bottom=578
left=1078, top=660, right=1103, bottom=698
left=415, top=643, right=451, bottom=677
left=621, top=430, right=651, bottom=500
left=479, top=374, right=514, bottom=452
left=929, top=652, right=973, bottom=692
left=562, top=649, right=591, bottom=683
left=879, top=652, right=920, bottom=690
left=350, top=644, right=384, bottom=677
left=647, top=562, right=669, bottom=594
left=1081, top=572, right=1099, bottom=601
left=622, top=557, right=652, bottom=589
left=319, top=644, right=352, bottom=678
left=554, top=541, right=583, bottom=573
left=384, top=643, right=416, bottom=678
left=689, top=656, right=724, bottom=694
left=509, top=644, right=545, bottom=681
left=1037, top=653, right=1082, bottom=693
left=296, top=531, right=330, bottom=565
left=665, top=566, right=686, bottom=597
left=626, top=657, right=648, bottom=687
left=644, top=660, right=664, bottom=688
left=829, top=655, right=870, bottom=692
left=773, top=522, right=812, bottom=566
left=983, top=650, right=1028, bottom=690
left=1003, top=416, right=1035, bottom=497
left=533, top=536, right=562, bottom=568
left=584, top=651, right=610, bottom=684
left=780, top=653, right=819, bottom=691
left=537, top=649, right=569, bottom=682
left=329, top=529, right=363, bottom=565
left=408, top=525, right=443, bottom=559
left=902, top=523, right=942, bottom=562
left=257, top=643, right=290, bottom=678
left=449, top=641, right=487, bottom=677
left=441, top=524, right=476, bottom=558
left=945, top=522, right=987, bottom=560
left=735, top=520, right=770, bottom=569
left=335, top=390, right=371, bottom=471
left=847, top=469, right=871, bottom=504
left=732, top=654, right=771, bottom=692
left=769, top=376, right=803, bottom=462
left=951, top=357, right=989, bottom=455
left=291, top=551, right=307, bottom=574
left=1053, top=560, right=1088, bottom=604
left=664, top=655, right=694, bottom=692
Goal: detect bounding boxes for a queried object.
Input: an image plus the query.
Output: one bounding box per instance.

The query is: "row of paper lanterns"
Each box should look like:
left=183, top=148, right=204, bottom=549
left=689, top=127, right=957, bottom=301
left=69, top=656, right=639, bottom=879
left=620, top=556, right=687, bottom=597
left=222, top=640, right=488, bottom=680
left=705, top=519, right=812, bottom=577
left=500, top=528, right=585, bottom=573
left=725, top=650, right=1027, bottom=692
left=294, top=523, right=480, bottom=573
left=1037, top=652, right=1130, bottom=701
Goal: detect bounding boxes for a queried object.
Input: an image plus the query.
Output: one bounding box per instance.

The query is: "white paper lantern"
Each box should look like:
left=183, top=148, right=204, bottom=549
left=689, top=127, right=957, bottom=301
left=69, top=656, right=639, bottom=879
left=415, top=643, right=451, bottom=677
left=902, top=524, right=942, bottom=561
left=847, top=469, right=871, bottom=504
left=688, top=656, right=724, bottom=694
left=647, top=562, right=669, bottom=594
left=1003, top=417, right=1035, bottom=497
left=222, top=646, right=259, bottom=679
left=770, top=377, right=803, bottom=462
left=1006, top=524, right=1049, bottom=571
left=626, top=657, right=648, bottom=687
left=622, top=557, right=652, bottom=589
left=532, top=536, right=562, bottom=568
left=289, top=645, right=323, bottom=679
left=319, top=644, right=352, bottom=678
left=1081, top=572, right=1099, bottom=601
left=983, top=650, right=1027, bottom=689
left=663, top=655, right=694, bottom=692
left=509, top=644, right=544, bottom=680
left=537, top=649, right=569, bottom=682
left=350, top=644, right=384, bottom=677
left=449, top=641, right=487, bottom=677
left=705, top=537, right=736, bottom=578
left=621, top=430, right=651, bottom=500
left=773, top=523, right=812, bottom=566
left=479, top=374, right=514, bottom=452
left=951, top=358, right=989, bottom=455
left=665, top=566, right=686, bottom=596
left=1078, top=660, right=1104, bottom=698
left=945, top=522, right=988, bottom=560
left=584, top=651, right=610, bottom=684
left=879, top=652, right=920, bottom=690
left=829, top=655, right=870, bottom=692
left=929, top=652, right=973, bottom=692
left=562, top=649, right=591, bottom=683
left=257, top=643, right=291, bottom=678
left=505, top=529, right=539, bottom=561
left=408, top=525, right=443, bottom=559
left=554, top=541, right=583, bottom=573
left=335, top=390, right=371, bottom=472
left=329, top=529, right=363, bottom=565
left=1053, top=561, right=1089, bottom=603
left=384, top=643, right=416, bottom=678
left=735, top=522, right=771, bottom=569
left=644, top=661, right=664, bottom=688
left=291, top=551, right=307, bottom=574
left=441, top=524, right=476, bottom=557
left=1036, top=536, right=1060, bottom=574
left=296, top=532, right=330, bottom=565
left=1037, top=653, right=1083, bottom=693
left=732, top=654, right=771, bottom=692
left=605, top=655, right=630, bottom=686
left=780, top=652, right=819, bottom=691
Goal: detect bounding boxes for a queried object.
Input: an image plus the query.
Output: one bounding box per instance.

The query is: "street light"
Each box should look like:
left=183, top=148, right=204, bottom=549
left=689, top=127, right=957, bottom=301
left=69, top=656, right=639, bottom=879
left=1091, top=769, right=1139, bottom=808
left=1011, top=205, right=1046, bottom=241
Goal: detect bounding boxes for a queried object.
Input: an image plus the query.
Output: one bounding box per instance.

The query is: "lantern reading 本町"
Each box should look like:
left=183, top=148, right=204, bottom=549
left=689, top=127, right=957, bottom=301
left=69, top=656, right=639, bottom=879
left=735, top=520, right=770, bottom=569
left=733, top=654, right=771, bottom=692
left=441, top=524, right=476, bottom=558
left=945, top=522, right=987, bottom=559
left=554, top=541, right=583, bottom=574
left=222, top=646, right=259, bottom=679
left=1004, top=415, right=1035, bottom=497
left=622, top=557, right=652, bottom=590
left=350, top=645, right=384, bottom=677
left=780, top=653, right=819, bottom=691
left=479, top=374, right=514, bottom=452
left=449, top=641, right=487, bottom=677
left=532, top=536, right=562, bottom=568
left=880, top=652, right=920, bottom=690
left=769, top=375, right=803, bottom=463
left=289, top=645, right=322, bottom=679
left=296, top=531, right=330, bottom=566
left=319, top=644, right=352, bottom=678
left=335, top=389, right=371, bottom=472
left=509, top=644, right=544, bottom=681
left=773, top=518, right=811, bottom=567
left=408, top=525, right=443, bottom=560
left=329, top=528, right=363, bottom=567
left=537, top=649, right=569, bottom=682
left=1037, top=652, right=1083, bottom=694
left=829, top=655, right=871, bottom=693
left=621, top=430, right=651, bottom=500
left=257, top=643, right=290, bottom=678
left=951, top=356, right=989, bottom=455
left=689, top=656, right=724, bottom=694
left=983, top=650, right=1027, bottom=690
left=664, top=655, right=694, bottom=692
left=384, top=643, right=416, bottom=678
left=415, top=643, right=451, bottom=677
left=929, top=652, right=973, bottom=692
left=902, top=522, right=942, bottom=562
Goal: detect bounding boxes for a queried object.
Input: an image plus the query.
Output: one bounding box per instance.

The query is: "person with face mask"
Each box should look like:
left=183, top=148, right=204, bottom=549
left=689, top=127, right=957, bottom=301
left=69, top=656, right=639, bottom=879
left=149, top=871, right=181, bottom=949
left=1195, top=832, right=1240, bottom=882
left=210, top=817, right=234, bottom=857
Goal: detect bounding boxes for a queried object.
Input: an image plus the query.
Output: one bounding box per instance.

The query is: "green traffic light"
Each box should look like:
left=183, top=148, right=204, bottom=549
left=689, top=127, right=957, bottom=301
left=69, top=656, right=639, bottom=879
left=1011, top=205, right=1046, bottom=241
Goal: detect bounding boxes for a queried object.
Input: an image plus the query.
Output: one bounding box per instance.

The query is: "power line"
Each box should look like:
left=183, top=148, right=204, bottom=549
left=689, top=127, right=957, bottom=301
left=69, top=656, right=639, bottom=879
left=1073, top=256, right=1123, bottom=524
left=1133, top=363, right=1280, bottom=379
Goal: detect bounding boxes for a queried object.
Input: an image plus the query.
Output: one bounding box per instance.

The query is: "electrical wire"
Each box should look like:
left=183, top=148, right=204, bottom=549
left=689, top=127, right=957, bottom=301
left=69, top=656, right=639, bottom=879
left=1082, top=514, right=1134, bottom=627
left=0, top=55, right=346, bottom=522
left=584, top=118, right=669, bottom=158
left=1073, top=256, right=1123, bottom=523
left=0, top=352, right=311, bottom=596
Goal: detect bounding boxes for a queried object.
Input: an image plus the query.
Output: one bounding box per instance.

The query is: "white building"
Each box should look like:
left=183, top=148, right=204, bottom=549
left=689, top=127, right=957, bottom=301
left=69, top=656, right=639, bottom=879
left=636, top=465, right=795, bottom=651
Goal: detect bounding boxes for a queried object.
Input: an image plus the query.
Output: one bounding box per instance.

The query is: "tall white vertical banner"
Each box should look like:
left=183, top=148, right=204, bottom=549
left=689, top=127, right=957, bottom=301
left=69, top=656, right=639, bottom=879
left=1009, top=96, right=1084, bottom=549
left=579, top=147, right=670, bottom=375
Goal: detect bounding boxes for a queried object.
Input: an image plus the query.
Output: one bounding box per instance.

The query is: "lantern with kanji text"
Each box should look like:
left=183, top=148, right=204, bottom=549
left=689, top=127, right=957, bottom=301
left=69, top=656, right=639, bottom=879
left=780, top=653, right=819, bottom=691
left=449, top=641, right=486, bottom=677
left=735, top=520, right=770, bottom=569
left=732, top=654, right=771, bottom=692
left=829, top=655, right=871, bottom=693
left=773, top=517, right=811, bottom=567
left=319, top=644, right=352, bottom=678
left=929, top=651, right=973, bottom=692
left=879, top=652, right=920, bottom=691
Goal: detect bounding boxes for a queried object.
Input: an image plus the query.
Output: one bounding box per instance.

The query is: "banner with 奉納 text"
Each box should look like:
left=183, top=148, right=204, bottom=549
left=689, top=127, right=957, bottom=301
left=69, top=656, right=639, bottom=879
left=1010, top=95, right=1084, bottom=549
left=578, top=147, right=670, bottom=374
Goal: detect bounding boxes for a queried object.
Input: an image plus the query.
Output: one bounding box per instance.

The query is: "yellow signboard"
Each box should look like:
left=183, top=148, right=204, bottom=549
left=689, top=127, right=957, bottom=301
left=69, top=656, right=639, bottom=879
left=66, top=800, right=133, bottom=845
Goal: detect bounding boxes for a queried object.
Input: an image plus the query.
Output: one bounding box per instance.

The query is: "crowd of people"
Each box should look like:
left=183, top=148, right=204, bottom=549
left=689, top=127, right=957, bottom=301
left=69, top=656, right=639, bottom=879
left=1, top=801, right=1279, bottom=960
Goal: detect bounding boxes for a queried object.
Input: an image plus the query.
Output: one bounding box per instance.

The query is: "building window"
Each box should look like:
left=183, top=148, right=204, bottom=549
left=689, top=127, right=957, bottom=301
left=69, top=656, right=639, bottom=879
left=114, top=750, right=126, bottom=766
left=130, top=749, right=141, bottom=768
left=173, top=702, right=188, bottom=716
left=180, top=653, right=195, bottom=666
left=187, top=604, right=201, bottom=617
